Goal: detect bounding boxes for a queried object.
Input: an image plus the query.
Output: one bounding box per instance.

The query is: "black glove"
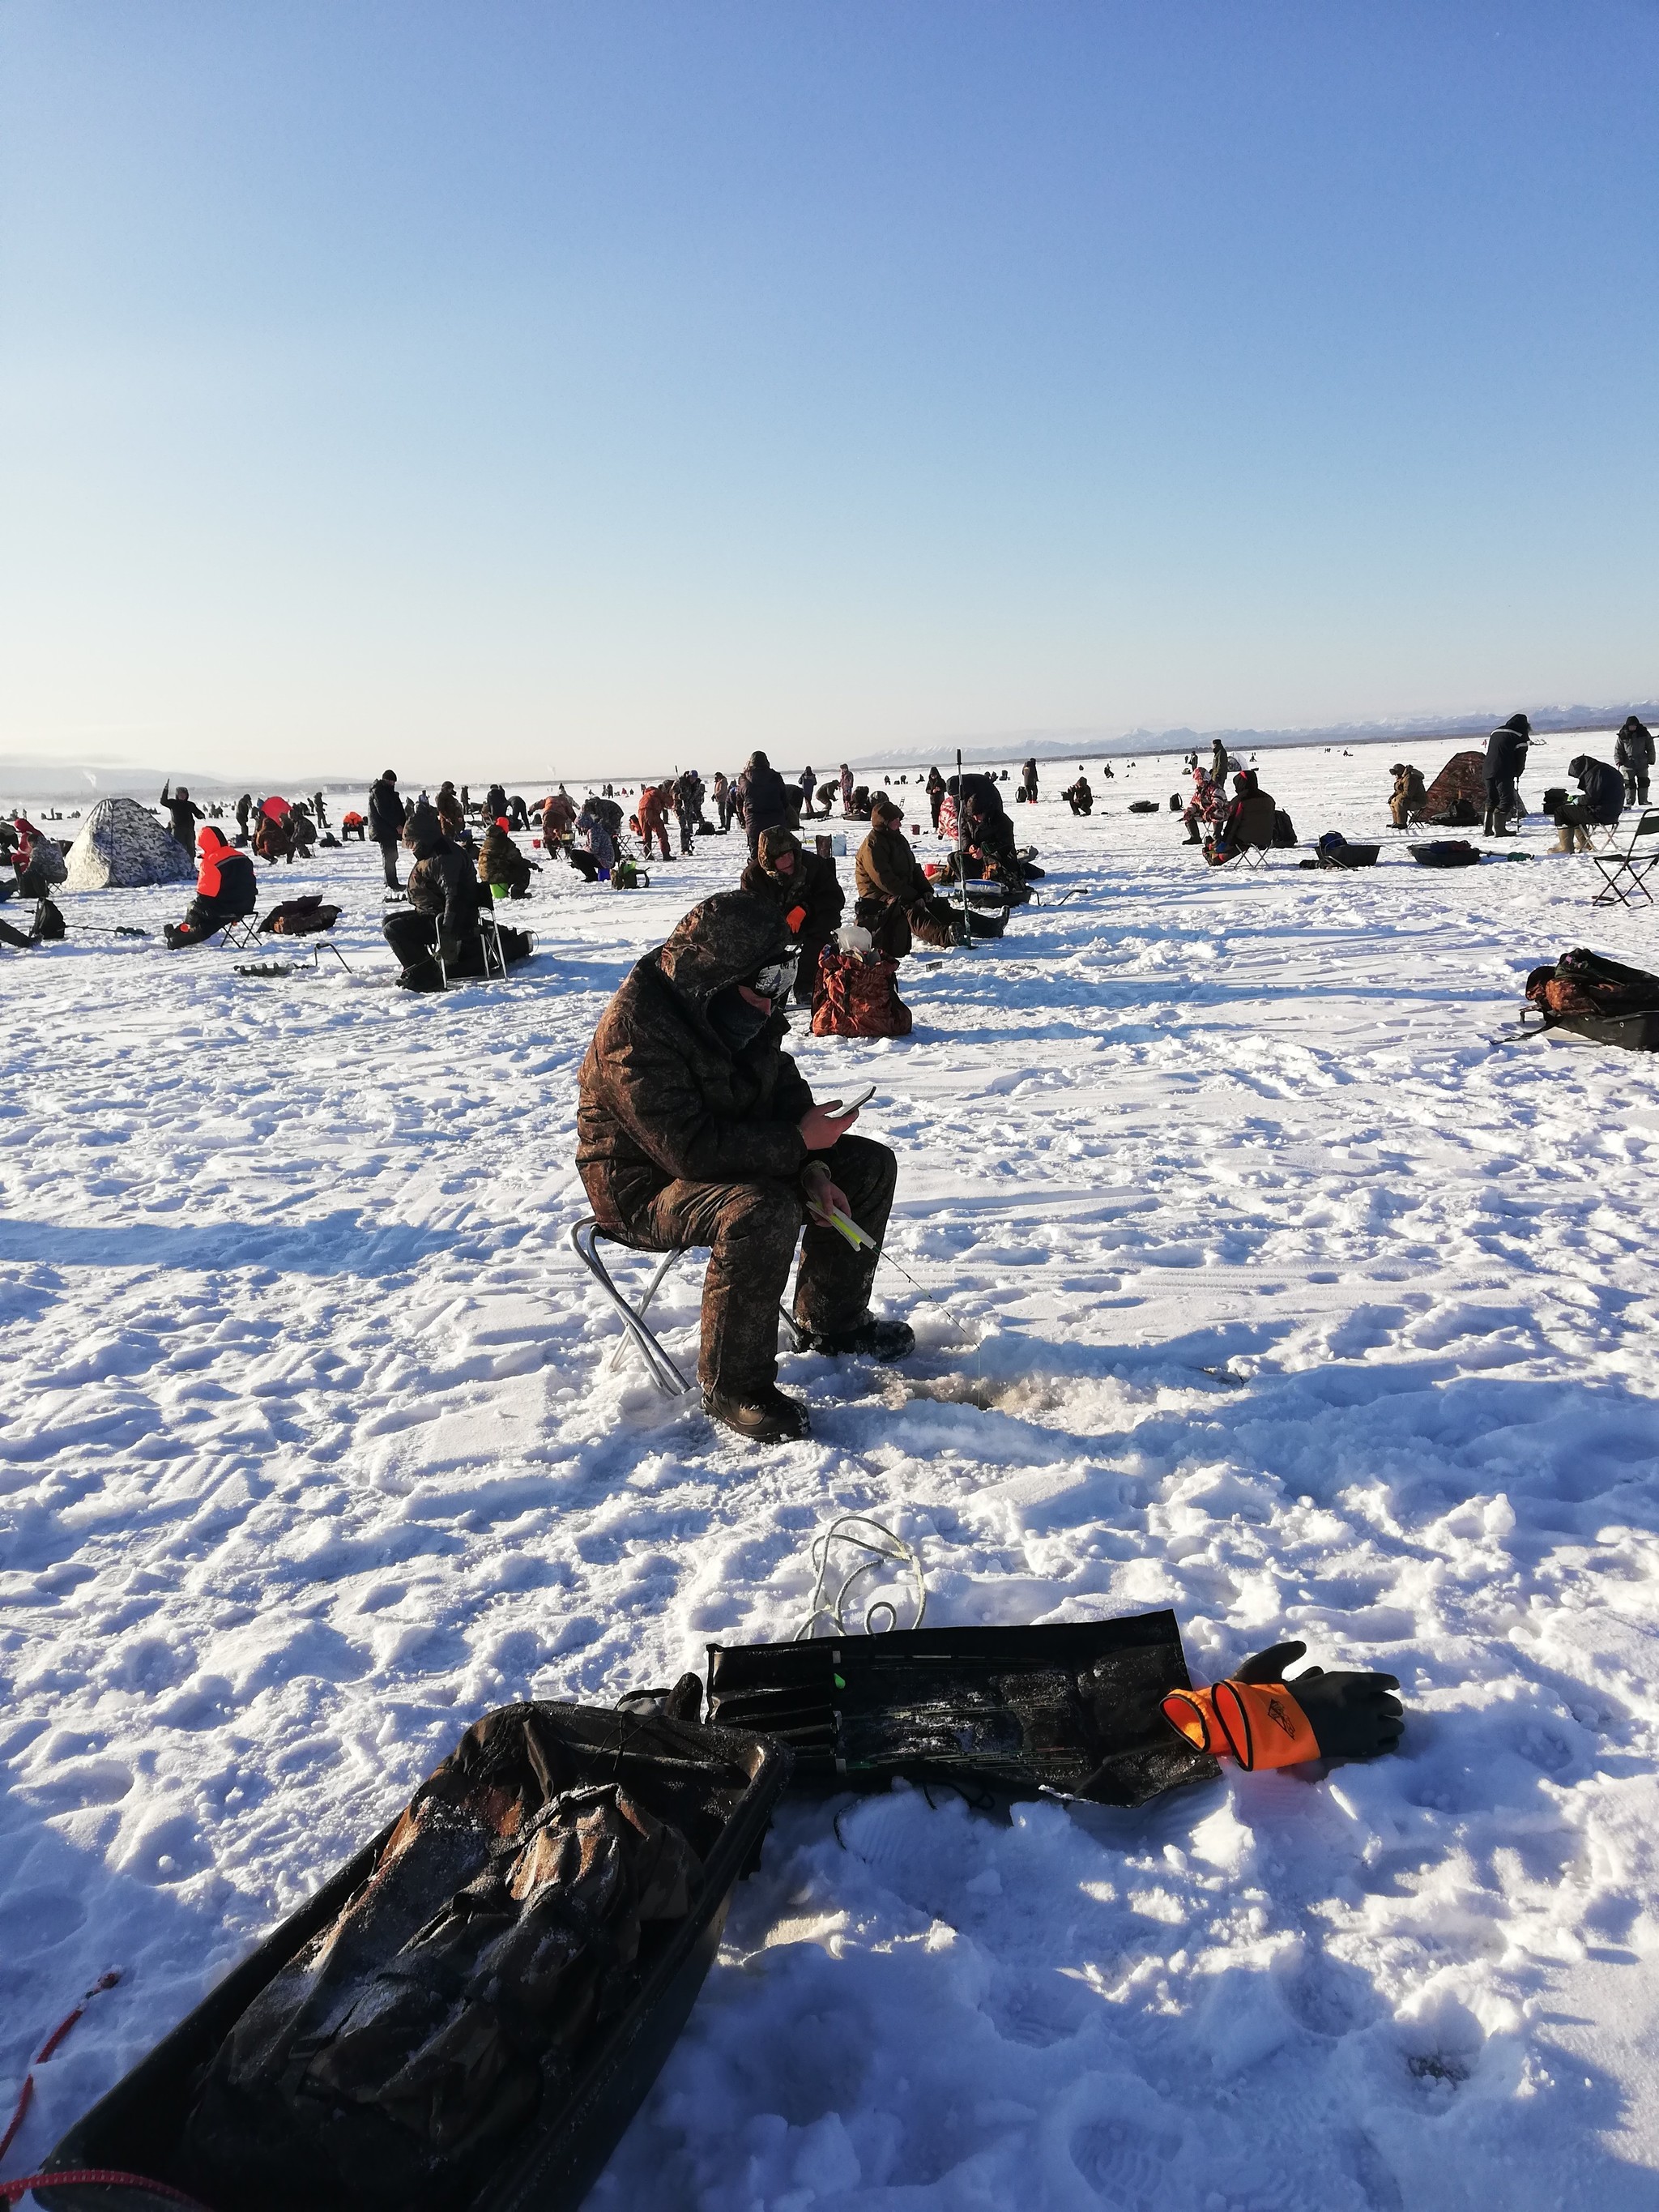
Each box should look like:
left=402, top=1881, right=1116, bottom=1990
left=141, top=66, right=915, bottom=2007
left=1235, top=1640, right=1404, bottom=1761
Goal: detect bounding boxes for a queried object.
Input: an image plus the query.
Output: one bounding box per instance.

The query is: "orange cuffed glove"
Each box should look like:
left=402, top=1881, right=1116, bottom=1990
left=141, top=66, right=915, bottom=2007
left=1162, top=1640, right=1402, bottom=1770
left=1162, top=1676, right=1316, bottom=1770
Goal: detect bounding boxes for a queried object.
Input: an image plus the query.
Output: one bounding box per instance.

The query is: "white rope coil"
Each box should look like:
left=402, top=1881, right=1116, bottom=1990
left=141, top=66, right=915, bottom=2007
left=795, top=1514, right=927, bottom=1640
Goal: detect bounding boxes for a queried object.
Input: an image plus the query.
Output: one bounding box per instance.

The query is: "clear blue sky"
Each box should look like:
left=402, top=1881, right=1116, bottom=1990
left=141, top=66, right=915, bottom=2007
left=2, top=2, right=1655, bottom=780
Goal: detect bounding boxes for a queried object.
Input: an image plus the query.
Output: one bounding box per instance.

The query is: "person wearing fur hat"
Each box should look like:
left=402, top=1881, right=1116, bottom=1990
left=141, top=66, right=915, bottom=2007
left=1615, top=715, right=1654, bottom=806
left=1553, top=754, right=1624, bottom=852
left=740, top=826, right=845, bottom=1002
left=577, top=890, right=914, bottom=1442
left=855, top=794, right=966, bottom=954
left=1483, top=713, right=1530, bottom=837
left=1389, top=762, right=1427, bottom=829
left=369, top=770, right=407, bottom=890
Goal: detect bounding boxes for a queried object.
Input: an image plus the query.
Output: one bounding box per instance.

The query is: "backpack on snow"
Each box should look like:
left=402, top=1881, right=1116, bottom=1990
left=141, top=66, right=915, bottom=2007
left=811, top=947, right=913, bottom=1038
left=261, top=895, right=341, bottom=936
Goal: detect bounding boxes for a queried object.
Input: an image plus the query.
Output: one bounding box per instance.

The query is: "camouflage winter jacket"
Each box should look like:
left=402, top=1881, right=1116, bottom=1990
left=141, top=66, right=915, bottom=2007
left=478, top=822, right=531, bottom=893
left=577, top=893, right=814, bottom=1231
left=740, top=831, right=844, bottom=946
left=407, top=838, right=481, bottom=937
left=855, top=825, right=932, bottom=908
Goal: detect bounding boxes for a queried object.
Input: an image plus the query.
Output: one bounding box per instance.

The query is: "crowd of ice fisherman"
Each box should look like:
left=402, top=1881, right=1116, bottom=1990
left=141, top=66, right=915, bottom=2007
left=36, top=715, right=1632, bottom=2159
left=5, top=713, right=1650, bottom=954
left=2, top=711, right=1653, bottom=1441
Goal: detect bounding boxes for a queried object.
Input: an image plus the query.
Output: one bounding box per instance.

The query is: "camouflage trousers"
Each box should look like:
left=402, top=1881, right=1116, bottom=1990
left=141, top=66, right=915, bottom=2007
left=611, top=1135, right=897, bottom=1396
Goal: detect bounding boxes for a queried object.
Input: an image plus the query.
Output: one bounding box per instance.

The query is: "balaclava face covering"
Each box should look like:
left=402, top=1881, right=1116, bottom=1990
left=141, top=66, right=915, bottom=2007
left=707, top=985, right=771, bottom=1053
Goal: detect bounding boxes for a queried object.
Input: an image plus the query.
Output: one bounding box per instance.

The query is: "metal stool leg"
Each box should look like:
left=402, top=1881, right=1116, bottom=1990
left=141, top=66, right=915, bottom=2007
left=480, top=905, right=507, bottom=979
left=569, top=1217, right=694, bottom=1396
left=612, top=1243, right=684, bottom=1373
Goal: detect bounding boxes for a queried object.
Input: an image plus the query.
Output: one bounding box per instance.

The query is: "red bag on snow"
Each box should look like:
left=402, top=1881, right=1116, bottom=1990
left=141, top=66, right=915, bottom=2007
left=811, top=947, right=912, bottom=1038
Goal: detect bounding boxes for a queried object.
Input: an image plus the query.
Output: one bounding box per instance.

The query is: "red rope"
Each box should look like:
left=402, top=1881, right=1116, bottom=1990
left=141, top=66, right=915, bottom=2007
left=1, top=2169, right=214, bottom=2208
left=0, top=1982, right=122, bottom=2167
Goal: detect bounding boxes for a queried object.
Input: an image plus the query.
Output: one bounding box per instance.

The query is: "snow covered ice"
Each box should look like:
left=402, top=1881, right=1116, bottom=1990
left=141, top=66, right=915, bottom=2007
left=3, top=734, right=1657, bottom=2209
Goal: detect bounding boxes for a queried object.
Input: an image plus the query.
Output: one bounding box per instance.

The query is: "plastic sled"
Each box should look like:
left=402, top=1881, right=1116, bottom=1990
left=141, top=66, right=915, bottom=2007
left=1521, top=1006, right=1659, bottom=1052
left=1409, top=840, right=1481, bottom=867
left=36, top=1706, right=791, bottom=2212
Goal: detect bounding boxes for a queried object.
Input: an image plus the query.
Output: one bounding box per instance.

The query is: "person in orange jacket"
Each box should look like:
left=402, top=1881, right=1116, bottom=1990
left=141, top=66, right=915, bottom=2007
left=636, top=779, right=673, bottom=861
left=164, top=826, right=258, bottom=948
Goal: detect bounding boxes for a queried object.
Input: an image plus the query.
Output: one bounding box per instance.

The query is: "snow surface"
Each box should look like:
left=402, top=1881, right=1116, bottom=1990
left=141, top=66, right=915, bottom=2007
left=2, top=733, right=1657, bottom=2210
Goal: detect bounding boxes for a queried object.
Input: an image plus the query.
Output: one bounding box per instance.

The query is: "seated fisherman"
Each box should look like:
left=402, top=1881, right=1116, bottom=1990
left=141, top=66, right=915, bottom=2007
left=7, top=817, right=66, bottom=902
left=950, top=773, right=1034, bottom=898
left=854, top=794, right=966, bottom=954
left=740, top=826, right=843, bottom=1003
left=570, top=797, right=616, bottom=882
left=383, top=802, right=497, bottom=989
left=164, top=826, right=258, bottom=948
left=1064, top=772, right=1093, bottom=815
left=1181, top=768, right=1220, bottom=845
left=252, top=797, right=296, bottom=864
left=1553, top=753, right=1625, bottom=852
left=576, top=890, right=915, bottom=1443
left=478, top=816, right=534, bottom=900
left=1206, top=768, right=1276, bottom=863
left=1389, top=762, right=1427, bottom=829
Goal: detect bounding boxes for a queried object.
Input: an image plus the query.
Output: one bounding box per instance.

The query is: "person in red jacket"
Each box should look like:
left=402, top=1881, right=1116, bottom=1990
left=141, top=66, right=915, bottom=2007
left=164, top=826, right=258, bottom=948
left=539, top=788, right=578, bottom=844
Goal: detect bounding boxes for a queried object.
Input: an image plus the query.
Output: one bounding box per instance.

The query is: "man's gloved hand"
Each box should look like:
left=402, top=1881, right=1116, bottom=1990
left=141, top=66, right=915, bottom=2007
left=1234, top=1640, right=1404, bottom=1761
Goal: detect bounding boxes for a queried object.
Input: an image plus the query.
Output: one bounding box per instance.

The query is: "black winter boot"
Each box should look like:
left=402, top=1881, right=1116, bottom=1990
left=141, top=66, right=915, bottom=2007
left=808, top=1314, right=916, bottom=1360
left=703, top=1385, right=811, bottom=1444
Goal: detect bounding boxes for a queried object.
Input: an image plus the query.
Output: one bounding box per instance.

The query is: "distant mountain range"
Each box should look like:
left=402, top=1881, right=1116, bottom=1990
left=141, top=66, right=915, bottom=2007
left=844, top=702, right=1657, bottom=774
left=2, top=697, right=1652, bottom=801
left=0, top=758, right=352, bottom=807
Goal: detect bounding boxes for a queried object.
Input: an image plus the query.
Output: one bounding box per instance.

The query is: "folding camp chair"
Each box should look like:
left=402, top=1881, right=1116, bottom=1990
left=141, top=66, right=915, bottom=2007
left=1591, top=809, right=1659, bottom=907
left=478, top=886, right=517, bottom=978
left=433, top=893, right=512, bottom=987
left=569, top=1215, right=809, bottom=1399
left=570, top=1217, right=695, bottom=1395
left=214, top=913, right=262, bottom=953
left=1212, top=839, right=1269, bottom=871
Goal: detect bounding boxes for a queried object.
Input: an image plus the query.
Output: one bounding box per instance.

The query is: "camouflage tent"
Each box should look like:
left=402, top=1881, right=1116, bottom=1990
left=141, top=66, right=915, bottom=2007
left=64, top=796, right=194, bottom=890
left=1418, top=749, right=1486, bottom=827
